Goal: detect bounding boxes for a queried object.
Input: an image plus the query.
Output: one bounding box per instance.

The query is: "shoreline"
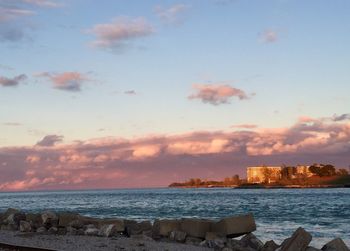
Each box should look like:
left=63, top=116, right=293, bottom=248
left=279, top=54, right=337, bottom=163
left=1, top=208, right=349, bottom=251
left=169, top=185, right=350, bottom=189
left=1, top=184, right=349, bottom=194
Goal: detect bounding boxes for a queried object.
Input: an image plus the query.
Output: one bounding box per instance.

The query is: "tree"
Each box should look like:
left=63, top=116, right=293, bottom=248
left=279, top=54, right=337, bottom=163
left=262, top=167, right=273, bottom=183
left=194, top=178, right=202, bottom=186
left=232, top=175, right=240, bottom=185
left=309, top=164, right=322, bottom=176
left=309, top=164, right=336, bottom=177
left=223, top=177, right=231, bottom=186
left=337, top=169, right=349, bottom=176
left=320, top=164, right=336, bottom=177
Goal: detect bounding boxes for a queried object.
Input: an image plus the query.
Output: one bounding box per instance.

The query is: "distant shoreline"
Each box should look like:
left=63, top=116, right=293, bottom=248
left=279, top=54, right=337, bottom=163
left=169, top=184, right=350, bottom=189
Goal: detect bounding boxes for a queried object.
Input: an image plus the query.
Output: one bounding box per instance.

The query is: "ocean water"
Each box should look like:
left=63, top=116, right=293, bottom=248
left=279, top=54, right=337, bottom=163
left=0, top=188, right=349, bottom=248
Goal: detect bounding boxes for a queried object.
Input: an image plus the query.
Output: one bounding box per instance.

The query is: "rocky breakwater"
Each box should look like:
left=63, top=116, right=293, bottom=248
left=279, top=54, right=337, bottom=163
left=0, top=208, right=349, bottom=251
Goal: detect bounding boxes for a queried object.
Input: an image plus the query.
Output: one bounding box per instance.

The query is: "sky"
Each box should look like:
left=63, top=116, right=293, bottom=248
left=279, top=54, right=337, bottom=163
left=0, top=0, right=350, bottom=191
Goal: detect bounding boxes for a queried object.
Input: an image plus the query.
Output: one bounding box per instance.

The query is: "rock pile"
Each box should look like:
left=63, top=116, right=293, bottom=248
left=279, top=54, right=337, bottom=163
left=0, top=208, right=348, bottom=251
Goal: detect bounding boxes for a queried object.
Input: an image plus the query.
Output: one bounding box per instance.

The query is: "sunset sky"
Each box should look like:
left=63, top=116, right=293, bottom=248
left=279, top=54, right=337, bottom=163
left=1, top=0, right=349, bottom=191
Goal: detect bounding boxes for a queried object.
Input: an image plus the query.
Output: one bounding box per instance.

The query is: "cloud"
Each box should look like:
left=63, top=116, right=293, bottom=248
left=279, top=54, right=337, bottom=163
left=232, top=124, right=258, bottom=129
left=21, top=0, right=62, bottom=8
left=124, top=90, right=136, bottom=95
left=332, top=114, right=350, bottom=122
left=36, top=72, right=89, bottom=91
left=0, top=74, right=27, bottom=87
left=154, top=4, right=189, bottom=24
left=36, top=135, right=63, bottom=147
left=26, top=155, right=40, bottom=163
left=0, top=7, right=34, bottom=23
left=87, top=17, right=154, bottom=51
left=1, top=116, right=350, bottom=191
left=188, top=83, right=250, bottom=105
left=0, top=0, right=61, bottom=43
left=2, top=122, right=22, bottom=126
left=260, top=29, right=278, bottom=43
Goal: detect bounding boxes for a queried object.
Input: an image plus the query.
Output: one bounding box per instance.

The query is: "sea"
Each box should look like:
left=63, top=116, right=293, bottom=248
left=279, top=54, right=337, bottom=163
left=0, top=188, right=349, bottom=248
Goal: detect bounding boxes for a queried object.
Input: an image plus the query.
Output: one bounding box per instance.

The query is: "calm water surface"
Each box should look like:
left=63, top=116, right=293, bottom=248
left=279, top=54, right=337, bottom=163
left=0, top=188, right=349, bottom=248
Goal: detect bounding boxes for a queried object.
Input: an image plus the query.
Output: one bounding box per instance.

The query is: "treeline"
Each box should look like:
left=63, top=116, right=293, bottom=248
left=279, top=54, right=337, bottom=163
left=169, top=163, right=350, bottom=188
left=169, top=175, right=241, bottom=188
left=265, top=163, right=350, bottom=186
left=308, top=164, right=348, bottom=177
left=279, top=164, right=348, bottom=180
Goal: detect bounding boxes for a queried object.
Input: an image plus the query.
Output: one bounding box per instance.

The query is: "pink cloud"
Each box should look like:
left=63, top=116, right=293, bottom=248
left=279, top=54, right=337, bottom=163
left=26, top=155, right=40, bottom=163
left=0, top=7, right=34, bottom=23
left=22, top=0, right=62, bottom=8
left=131, top=145, right=161, bottom=160
left=88, top=17, right=154, bottom=50
left=36, top=72, right=89, bottom=91
left=231, top=124, right=258, bottom=129
left=260, top=29, right=278, bottom=43
left=188, top=84, right=250, bottom=105
left=154, top=4, right=189, bottom=24
left=0, top=117, right=350, bottom=191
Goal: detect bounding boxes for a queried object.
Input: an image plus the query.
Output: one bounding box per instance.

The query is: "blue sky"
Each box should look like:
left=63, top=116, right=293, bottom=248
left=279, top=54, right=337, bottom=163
left=1, top=0, right=349, bottom=146
left=0, top=0, right=350, bottom=190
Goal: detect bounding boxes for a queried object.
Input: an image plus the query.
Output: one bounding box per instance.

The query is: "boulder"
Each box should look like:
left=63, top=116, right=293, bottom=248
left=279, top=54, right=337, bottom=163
left=58, top=212, right=80, bottom=227
left=69, top=219, right=85, bottom=229
left=36, top=226, right=47, bottom=233
left=278, top=227, right=312, bottom=251
left=19, top=220, right=32, bottom=232
left=125, top=221, right=152, bottom=236
left=205, top=232, right=225, bottom=241
left=180, top=218, right=213, bottom=238
left=240, top=233, right=264, bottom=250
left=169, top=230, right=187, bottom=243
left=98, top=218, right=125, bottom=232
left=66, top=226, right=78, bottom=235
left=0, top=224, right=18, bottom=231
left=185, top=236, right=203, bottom=246
left=154, top=219, right=181, bottom=237
left=41, top=211, right=58, bottom=228
left=48, top=226, right=58, bottom=234
left=212, top=213, right=256, bottom=238
left=206, top=238, right=227, bottom=250
left=84, top=224, right=96, bottom=230
left=77, top=229, right=85, bottom=235
left=321, top=238, right=349, bottom=251
left=228, top=239, right=254, bottom=251
left=6, top=212, right=26, bottom=226
left=57, top=227, right=67, bottom=235
left=2, top=208, right=19, bottom=219
left=26, top=213, right=42, bottom=229
left=201, top=237, right=227, bottom=249
left=306, top=247, right=321, bottom=251
left=99, top=224, right=118, bottom=237
left=261, top=240, right=280, bottom=251
left=84, top=226, right=99, bottom=236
